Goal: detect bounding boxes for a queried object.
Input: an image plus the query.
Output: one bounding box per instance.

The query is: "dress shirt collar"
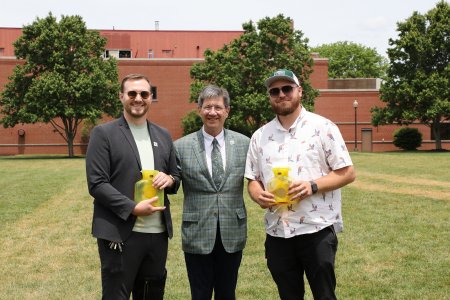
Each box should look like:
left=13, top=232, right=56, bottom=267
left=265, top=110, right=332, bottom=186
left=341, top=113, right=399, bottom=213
left=201, top=127, right=225, bottom=148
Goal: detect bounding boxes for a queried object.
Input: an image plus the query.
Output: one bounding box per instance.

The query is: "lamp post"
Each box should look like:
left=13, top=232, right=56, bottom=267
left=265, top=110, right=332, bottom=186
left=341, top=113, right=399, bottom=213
left=353, top=99, right=358, bottom=151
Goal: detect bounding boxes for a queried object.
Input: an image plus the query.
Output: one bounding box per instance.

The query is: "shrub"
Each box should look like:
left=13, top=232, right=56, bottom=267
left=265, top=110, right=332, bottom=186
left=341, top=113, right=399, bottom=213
left=181, top=110, right=202, bottom=136
left=393, top=127, right=422, bottom=150
left=80, top=118, right=98, bottom=143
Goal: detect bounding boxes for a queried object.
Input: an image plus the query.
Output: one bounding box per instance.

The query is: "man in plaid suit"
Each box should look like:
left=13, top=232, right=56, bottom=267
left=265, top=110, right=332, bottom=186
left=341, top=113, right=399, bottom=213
left=174, top=85, right=250, bottom=300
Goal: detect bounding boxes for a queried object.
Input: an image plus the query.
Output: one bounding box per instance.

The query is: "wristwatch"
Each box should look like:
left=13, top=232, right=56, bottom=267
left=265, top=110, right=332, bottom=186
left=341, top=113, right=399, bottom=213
left=310, top=181, right=318, bottom=194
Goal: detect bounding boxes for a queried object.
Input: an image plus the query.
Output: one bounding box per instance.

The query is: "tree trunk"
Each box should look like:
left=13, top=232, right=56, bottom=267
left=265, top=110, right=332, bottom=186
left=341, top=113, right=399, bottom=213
left=67, top=135, right=74, bottom=157
left=432, top=119, right=442, bottom=150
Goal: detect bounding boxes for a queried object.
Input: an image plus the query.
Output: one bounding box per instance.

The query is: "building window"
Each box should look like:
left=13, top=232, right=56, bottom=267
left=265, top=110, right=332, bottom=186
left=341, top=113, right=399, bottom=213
left=431, top=123, right=450, bottom=140
left=0, top=48, right=4, bottom=56
left=151, top=86, right=158, bottom=101
left=148, top=49, right=153, bottom=58
left=119, top=50, right=131, bottom=58
left=104, top=50, right=115, bottom=58
left=104, top=49, right=132, bottom=59
left=162, top=49, right=173, bottom=57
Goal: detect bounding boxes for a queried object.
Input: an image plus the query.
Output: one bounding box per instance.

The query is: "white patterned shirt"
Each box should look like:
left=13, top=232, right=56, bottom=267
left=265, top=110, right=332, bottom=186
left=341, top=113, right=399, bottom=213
left=245, top=108, right=353, bottom=238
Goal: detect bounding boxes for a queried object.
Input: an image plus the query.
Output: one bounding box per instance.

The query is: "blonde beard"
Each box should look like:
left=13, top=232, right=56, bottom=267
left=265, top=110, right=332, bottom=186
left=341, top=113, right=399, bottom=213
left=271, top=97, right=301, bottom=116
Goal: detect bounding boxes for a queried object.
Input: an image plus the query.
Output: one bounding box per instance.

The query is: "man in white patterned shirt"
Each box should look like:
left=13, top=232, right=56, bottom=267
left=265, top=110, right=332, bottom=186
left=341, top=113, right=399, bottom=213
left=245, top=69, right=356, bottom=300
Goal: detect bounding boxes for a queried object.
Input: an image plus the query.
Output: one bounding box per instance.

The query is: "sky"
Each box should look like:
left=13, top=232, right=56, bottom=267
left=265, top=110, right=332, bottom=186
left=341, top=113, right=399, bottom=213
left=0, top=0, right=445, bottom=56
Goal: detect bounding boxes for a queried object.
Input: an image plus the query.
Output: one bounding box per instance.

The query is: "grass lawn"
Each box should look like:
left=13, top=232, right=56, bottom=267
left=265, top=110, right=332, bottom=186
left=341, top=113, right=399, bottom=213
left=0, top=152, right=449, bottom=299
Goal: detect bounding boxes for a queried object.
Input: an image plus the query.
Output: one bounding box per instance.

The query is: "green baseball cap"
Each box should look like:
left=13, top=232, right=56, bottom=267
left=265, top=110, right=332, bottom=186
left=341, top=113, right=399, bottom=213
left=265, top=69, right=300, bottom=88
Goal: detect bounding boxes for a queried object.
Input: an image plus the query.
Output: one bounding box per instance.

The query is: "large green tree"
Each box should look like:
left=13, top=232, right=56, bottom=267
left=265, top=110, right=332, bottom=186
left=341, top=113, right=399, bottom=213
left=184, top=14, right=318, bottom=136
left=0, top=13, right=120, bottom=157
left=311, top=41, right=388, bottom=79
left=372, top=1, right=450, bottom=150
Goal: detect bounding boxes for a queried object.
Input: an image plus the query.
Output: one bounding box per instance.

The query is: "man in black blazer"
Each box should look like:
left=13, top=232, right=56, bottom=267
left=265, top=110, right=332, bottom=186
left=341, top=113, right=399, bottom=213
left=86, top=73, right=180, bottom=299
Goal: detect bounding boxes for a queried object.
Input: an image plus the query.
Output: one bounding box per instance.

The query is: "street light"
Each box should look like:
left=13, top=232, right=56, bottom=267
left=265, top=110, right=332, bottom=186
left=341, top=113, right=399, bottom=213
left=353, top=99, right=359, bottom=151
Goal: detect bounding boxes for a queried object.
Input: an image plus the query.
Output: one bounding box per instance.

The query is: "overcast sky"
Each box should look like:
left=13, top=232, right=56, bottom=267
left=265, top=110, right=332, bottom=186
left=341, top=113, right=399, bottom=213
left=0, top=0, right=445, bottom=56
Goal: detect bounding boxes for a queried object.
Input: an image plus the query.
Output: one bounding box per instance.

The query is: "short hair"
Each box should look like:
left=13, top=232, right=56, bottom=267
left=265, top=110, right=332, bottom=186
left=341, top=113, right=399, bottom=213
left=120, top=74, right=151, bottom=92
left=197, top=85, right=230, bottom=108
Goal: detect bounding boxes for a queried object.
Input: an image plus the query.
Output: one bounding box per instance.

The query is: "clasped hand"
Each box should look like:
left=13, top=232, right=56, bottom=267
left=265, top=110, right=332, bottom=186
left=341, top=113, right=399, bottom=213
left=132, top=172, right=173, bottom=216
left=255, top=180, right=312, bottom=209
left=133, top=196, right=165, bottom=216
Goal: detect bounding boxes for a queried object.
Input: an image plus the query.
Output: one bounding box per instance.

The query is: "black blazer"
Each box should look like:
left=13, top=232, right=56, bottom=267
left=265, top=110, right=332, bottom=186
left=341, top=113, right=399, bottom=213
left=85, top=115, right=180, bottom=242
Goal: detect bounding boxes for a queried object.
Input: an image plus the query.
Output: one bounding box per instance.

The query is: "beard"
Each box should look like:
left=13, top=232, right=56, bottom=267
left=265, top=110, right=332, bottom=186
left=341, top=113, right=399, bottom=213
left=270, top=97, right=301, bottom=116
left=124, top=103, right=148, bottom=119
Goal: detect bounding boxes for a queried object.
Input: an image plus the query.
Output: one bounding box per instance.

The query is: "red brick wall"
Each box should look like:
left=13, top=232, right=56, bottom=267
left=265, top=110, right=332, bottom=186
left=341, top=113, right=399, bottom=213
left=101, top=30, right=243, bottom=59
left=0, top=27, right=448, bottom=154
left=0, top=28, right=21, bottom=57
left=0, top=59, right=198, bottom=156
left=309, top=58, right=328, bottom=89
left=0, top=58, right=18, bottom=85
left=315, top=90, right=443, bottom=151
left=117, top=59, right=198, bottom=139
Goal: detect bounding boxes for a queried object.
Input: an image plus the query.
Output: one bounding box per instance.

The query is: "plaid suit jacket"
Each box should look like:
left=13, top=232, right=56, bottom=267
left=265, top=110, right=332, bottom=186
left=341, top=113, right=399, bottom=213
left=174, top=129, right=250, bottom=254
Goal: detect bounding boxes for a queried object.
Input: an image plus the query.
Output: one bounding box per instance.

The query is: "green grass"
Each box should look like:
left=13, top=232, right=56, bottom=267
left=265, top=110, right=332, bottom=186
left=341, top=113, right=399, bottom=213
left=0, top=152, right=449, bottom=299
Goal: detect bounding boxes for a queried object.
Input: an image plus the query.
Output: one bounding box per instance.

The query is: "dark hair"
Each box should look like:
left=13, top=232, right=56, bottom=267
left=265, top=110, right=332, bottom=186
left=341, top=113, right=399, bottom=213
left=197, top=85, right=230, bottom=108
left=120, top=74, right=151, bottom=92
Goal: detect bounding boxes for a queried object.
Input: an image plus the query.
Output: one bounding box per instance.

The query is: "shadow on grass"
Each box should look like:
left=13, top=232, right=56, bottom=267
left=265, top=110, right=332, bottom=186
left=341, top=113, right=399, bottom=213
left=0, top=155, right=85, bottom=160
left=368, top=149, right=449, bottom=154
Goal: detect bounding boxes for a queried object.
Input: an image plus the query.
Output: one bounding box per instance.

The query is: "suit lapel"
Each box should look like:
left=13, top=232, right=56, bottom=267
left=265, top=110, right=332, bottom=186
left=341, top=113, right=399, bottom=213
left=118, top=116, right=142, bottom=170
left=193, top=130, right=216, bottom=189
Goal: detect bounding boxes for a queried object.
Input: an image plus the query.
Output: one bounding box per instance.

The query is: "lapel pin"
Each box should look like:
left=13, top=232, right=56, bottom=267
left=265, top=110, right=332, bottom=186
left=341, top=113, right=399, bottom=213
left=153, top=142, right=158, bottom=147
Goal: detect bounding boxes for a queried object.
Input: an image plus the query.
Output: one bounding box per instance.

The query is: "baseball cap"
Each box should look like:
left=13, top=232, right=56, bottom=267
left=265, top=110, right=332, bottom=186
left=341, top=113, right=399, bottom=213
left=265, top=69, right=300, bottom=88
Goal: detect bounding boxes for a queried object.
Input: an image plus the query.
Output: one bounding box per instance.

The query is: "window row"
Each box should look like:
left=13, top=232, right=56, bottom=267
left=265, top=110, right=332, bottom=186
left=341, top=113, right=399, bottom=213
left=103, top=49, right=174, bottom=59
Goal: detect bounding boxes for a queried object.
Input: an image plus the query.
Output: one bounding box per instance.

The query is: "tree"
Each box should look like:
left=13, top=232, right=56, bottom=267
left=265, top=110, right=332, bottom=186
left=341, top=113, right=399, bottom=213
left=371, top=1, right=450, bottom=150
left=185, top=14, right=318, bottom=136
left=0, top=13, right=121, bottom=157
left=311, top=41, right=388, bottom=79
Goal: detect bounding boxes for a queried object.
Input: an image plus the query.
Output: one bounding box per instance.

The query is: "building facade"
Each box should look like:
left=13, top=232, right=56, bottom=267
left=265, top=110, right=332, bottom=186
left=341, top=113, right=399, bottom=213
left=0, top=27, right=447, bottom=155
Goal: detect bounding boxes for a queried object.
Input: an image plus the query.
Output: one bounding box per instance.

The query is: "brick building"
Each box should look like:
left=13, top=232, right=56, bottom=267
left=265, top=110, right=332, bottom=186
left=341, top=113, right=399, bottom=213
left=0, top=27, right=447, bottom=155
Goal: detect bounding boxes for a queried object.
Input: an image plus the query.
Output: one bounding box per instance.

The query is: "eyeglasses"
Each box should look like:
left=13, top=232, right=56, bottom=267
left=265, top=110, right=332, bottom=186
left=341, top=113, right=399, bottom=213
left=202, top=105, right=226, bottom=112
left=268, top=85, right=296, bottom=97
left=127, top=90, right=152, bottom=99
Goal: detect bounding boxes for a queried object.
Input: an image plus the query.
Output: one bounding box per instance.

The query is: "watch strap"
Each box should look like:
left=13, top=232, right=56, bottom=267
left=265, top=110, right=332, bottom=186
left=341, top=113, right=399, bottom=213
left=310, top=181, right=318, bottom=194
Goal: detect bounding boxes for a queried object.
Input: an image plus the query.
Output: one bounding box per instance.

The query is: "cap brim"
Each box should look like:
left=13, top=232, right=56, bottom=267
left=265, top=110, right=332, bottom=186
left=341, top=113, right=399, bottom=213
left=265, top=75, right=298, bottom=88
